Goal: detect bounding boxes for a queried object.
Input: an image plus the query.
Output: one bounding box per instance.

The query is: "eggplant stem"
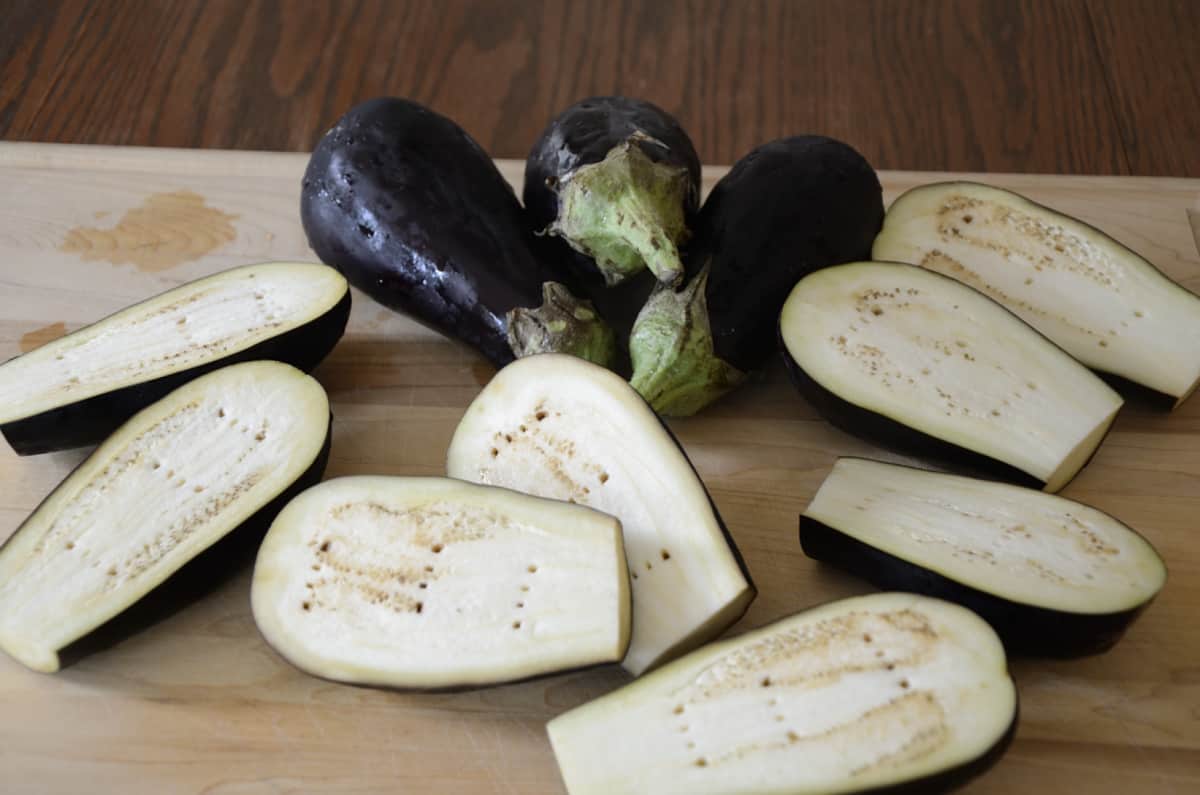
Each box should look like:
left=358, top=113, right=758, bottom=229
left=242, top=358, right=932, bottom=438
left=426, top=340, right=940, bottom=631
left=551, top=140, right=690, bottom=288
left=506, top=282, right=617, bottom=368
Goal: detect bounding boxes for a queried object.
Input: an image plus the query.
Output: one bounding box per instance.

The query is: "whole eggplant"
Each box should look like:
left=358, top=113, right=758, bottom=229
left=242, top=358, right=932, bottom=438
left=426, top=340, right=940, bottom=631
left=524, top=96, right=701, bottom=288
left=629, top=136, right=885, bottom=415
left=301, top=97, right=614, bottom=368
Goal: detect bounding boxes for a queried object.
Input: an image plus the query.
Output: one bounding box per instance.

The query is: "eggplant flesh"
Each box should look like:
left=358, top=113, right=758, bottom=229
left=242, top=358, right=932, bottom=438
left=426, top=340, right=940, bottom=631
left=0, top=262, right=349, bottom=455
left=802, top=458, right=1166, bottom=656
left=548, top=592, right=1017, bottom=795
left=780, top=262, right=1123, bottom=492
left=446, top=354, right=754, bottom=676
left=629, top=136, right=884, bottom=416
left=301, top=97, right=613, bottom=368
left=0, top=361, right=331, bottom=673
left=252, top=476, right=630, bottom=690
left=524, top=96, right=701, bottom=287
left=873, top=181, right=1200, bottom=407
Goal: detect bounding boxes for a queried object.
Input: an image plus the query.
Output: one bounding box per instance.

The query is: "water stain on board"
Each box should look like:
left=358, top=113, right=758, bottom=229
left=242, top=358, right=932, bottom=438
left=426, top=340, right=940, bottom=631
left=19, top=321, right=67, bottom=353
left=60, top=191, right=238, bottom=272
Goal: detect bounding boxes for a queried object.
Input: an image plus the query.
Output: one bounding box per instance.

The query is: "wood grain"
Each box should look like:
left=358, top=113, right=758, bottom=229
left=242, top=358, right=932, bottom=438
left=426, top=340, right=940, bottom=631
left=3, top=0, right=1195, bottom=175
left=0, top=142, right=1198, bottom=792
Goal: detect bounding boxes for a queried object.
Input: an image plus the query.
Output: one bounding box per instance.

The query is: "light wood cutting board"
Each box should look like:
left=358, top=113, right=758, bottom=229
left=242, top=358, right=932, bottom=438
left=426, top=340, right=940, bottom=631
left=0, top=142, right=1198, bottom=794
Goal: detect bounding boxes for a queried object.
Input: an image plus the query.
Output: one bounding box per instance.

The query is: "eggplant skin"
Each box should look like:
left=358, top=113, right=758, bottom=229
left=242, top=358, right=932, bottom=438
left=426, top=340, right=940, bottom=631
left=301, top=97, right=549, bottom=366
left=801, top=517, right=1153, bottom=658
left=524, top=97, right=701, bottom=248
left=0, top=293, right=348, bottom=457
left=698, top=136, right=883, bottom=372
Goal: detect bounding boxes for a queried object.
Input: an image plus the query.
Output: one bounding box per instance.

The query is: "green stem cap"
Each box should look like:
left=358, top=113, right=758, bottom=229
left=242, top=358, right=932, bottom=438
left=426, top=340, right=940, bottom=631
left=506, top=282, right=617, bottom=368
left=550, top=136, right=691, bottom=288
left=628, top=266, right=747, bottom=416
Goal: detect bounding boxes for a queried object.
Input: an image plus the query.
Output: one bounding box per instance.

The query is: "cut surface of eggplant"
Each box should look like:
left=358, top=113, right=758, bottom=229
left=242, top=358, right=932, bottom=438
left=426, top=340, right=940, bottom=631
left=873, top=182, right=1200, bottom=407
left=802, top=458, right=1166, bottom=656
left=780, top=262, right=1123, bottom=492
left=548, top=592, right=1017, bottom=795
left=0, top=361, right=331, bottom=673
left=446, top=354, right=754, bottom=676
left=0, top=262, right=349, bottom=454
left=252, top=476, right=630, bottom=689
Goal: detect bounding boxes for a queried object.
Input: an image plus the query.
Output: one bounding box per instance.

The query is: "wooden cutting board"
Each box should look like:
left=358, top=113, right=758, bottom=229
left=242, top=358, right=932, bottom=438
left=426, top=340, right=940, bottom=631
left=0, top=142, right=1197, bottom=794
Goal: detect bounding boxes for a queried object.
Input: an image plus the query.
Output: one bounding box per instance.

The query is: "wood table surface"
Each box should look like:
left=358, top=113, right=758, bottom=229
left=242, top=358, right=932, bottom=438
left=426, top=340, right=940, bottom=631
left=2, top=0, right=1198, bottom=176
left=0, top=142, right=1198, bottom=793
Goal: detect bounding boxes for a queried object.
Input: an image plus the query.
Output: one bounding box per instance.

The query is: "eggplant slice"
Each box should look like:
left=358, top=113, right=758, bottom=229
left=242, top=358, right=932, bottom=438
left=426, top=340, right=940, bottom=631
left=802, top=458, right=1166, bottom=656
left=446, top=354, right=754, bottom=676
left=548, top=592, right=1017, bottom=795
left=873, top=181, right=1200, bottom=407
left=252, top=477, right=630, bottom=689
left=0, top=361, right=331, bottom=673
left=780, top=262, right=1123, bottom=492
left=0, top=262, right=349, bottom=455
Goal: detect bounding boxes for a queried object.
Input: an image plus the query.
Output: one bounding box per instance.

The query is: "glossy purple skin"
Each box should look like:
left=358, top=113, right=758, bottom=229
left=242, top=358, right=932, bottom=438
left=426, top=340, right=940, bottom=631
left=301, top=97, right=551, bottom=366
left=694, top=136, right=884, bottom=372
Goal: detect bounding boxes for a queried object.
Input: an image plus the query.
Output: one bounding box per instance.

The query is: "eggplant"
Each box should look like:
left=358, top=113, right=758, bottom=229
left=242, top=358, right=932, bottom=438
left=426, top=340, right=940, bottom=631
left=446, top=354, right=754, bottom=676
left=873, top=181, right=1200, bottom=408
left=801, top=458, right=1166, bottom=657
left=780, top=262, right=1123, bottom=492
left=524, top=96, right=701, bottom=288
left=548, top=592, right=1017, bottom=795
left=301, top=97, right=615, bottom=368
left=629, top=136, right=885, bottom=416
left=0, top=262, right=348, bottom=455
left=0, top=361, right=331, bottom=673
left=252, top=476, right=630, bottom=690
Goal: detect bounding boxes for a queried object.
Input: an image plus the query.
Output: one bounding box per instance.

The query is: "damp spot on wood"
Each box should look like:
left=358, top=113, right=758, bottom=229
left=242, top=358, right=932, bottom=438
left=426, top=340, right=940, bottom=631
left=471, top=361, right=496, bottom=387
left=59, top=191, right=239, bottom=272
left=19, top=321, right=67, bottom=353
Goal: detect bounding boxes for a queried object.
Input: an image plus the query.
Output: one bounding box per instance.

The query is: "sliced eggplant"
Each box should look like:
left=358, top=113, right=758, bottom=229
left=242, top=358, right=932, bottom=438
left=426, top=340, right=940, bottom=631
left=801, top=458, right=1166, bottom=656
left=0, top=361, right=331, bottom=673
left=0, top=262, right=348, bottom=455
left=301, top=97, right=615, bottom=368
left=873, top=181, right=1200, bottom=407
left=548, top=592, right=1017, bottom=795
left=629, top=136, right=884, bottom=416
left=251, top=476, right=630, bottom=689
left=446, top=354, right=754, bottom=676
left=780, top=262, right=1123, bottom=492
left=524, top=96, right=701, bottom=287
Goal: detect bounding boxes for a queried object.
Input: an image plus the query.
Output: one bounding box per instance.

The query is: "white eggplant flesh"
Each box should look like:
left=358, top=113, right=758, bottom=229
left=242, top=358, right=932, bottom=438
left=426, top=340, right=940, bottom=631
left=447, top=354, right=754, bottom=676
left=0, top=361, right=331, bottom=673
left=548, top=592, right=1017, bottom=795
left=780, top=262, right=1123, bottom=492
left=251, top=476, right=631, bottom=689
left=873, top=181, right=1200, bottom=407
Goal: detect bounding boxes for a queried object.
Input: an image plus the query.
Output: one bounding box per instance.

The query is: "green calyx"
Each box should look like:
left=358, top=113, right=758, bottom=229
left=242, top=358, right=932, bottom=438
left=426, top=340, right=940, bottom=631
left=506, top=281, right=618, bottom=368
left=628, top=266, right=746, bottom=416
left=550, top=136, right=691, bottom=288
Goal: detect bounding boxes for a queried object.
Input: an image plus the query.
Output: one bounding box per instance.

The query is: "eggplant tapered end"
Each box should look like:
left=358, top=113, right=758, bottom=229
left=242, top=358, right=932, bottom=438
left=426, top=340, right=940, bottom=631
left=629, top=267, right=746, bottom=416
left=506, top=282, right=617, bottom=368
left=550, top=138, right=690, bottom=287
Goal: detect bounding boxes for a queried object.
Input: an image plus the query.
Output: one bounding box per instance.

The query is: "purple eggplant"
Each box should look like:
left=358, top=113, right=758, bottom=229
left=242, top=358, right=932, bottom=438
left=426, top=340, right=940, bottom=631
left=524, top=96, right=701, bottom=288
left=628, top=136, right=885, bottom=415
left=301, top=97, right=614, bottom=368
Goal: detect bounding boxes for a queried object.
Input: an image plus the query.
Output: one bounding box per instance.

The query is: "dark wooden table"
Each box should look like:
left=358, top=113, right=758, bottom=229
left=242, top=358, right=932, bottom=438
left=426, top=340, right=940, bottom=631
left=2, top=0, right=1197, bottom=175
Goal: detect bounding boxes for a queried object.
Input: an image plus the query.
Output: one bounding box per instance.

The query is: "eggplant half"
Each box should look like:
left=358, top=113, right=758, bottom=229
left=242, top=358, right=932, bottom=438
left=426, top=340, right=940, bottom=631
left=446, top=354, right=754, bottom=676
left=252, top=476, right=630, bottom=690
left=524, top=96, right=701, bottom=287
left=0, top=262, right=348, bottom=455
left=780, top=262, right=1124, bottom=492
left=802, top=458, right=1166, bottom=656
left=301, top=97, right=614, bottom=368
left=548, top=592, right=1017, bottom=795
left=0, top=361, right=331, bottom=673
left=629, top=136, right=884, bottom=415
left=873, top=181, right=1200, bottom=408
